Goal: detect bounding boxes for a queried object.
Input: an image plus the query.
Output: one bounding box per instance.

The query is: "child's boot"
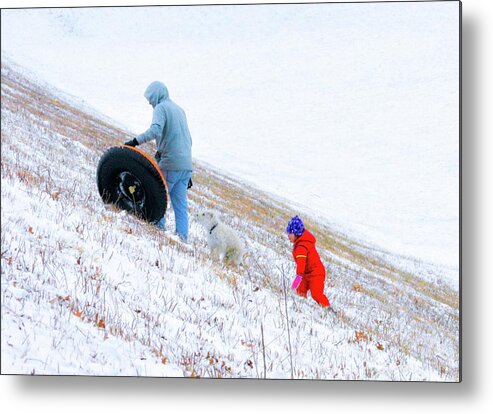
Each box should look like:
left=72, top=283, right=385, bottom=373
left=326, top=306, right=338, bottom=316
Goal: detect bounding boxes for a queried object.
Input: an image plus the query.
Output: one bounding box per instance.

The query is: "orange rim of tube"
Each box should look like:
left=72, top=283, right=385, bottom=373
left=122, top=145, right=167, bottom=190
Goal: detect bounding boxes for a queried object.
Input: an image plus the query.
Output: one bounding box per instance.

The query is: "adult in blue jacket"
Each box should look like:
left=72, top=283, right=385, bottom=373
left=125, top=81, right=193, bottom=242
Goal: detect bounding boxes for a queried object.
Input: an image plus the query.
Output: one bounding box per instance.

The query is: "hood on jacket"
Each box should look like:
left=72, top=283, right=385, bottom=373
left=294, top=229, right=316, bottom=246
left=144, top=81, right=169, bottom=107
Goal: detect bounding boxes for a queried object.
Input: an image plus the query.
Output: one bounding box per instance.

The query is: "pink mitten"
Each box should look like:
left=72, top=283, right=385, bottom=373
left=291, top=275, right=303, bottom=290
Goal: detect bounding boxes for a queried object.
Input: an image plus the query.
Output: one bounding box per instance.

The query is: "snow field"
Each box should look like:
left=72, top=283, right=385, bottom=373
left=1, top=63, right=459, bottom=380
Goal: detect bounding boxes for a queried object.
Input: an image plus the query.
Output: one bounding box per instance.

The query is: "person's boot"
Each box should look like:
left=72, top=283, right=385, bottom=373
left=155, top=217, right=165, bottom=230
left=326, top=306, right=338, bottom=316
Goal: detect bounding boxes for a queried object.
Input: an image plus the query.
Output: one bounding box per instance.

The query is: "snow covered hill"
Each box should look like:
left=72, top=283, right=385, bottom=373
left=1, top=62, right=459, bottom=380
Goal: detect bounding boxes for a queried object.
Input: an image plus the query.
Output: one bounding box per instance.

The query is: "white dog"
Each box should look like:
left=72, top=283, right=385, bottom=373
left=195, top=210, right=243, bottom=265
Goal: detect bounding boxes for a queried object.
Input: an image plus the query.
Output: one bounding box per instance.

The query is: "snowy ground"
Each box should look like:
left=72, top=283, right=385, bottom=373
left=0, top=3, right=460, bottom=273
left=1, top=62, right=459, bottom=380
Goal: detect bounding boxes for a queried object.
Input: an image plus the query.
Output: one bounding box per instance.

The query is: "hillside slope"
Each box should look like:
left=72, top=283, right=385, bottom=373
left=1, top=62, right=459, bottom=380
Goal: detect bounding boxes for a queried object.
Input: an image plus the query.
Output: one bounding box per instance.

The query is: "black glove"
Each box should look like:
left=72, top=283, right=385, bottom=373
left=187, top=178, right=193, bottom=189
left=124, top=138, right=139, bottom=147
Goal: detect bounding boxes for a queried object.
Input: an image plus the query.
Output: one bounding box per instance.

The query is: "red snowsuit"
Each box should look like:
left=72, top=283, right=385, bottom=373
left=292, top=230, right=330, bottom=307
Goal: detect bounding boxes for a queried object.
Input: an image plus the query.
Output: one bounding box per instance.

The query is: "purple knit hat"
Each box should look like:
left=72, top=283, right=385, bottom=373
left=286, top=215, right=305, bottom=236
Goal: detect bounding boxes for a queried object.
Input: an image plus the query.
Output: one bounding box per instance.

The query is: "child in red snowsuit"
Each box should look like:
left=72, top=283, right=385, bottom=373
left=286, top=216, right=335, bottom=313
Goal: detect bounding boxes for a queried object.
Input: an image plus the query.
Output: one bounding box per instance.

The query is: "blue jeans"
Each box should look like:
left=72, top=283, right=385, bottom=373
left=156, top=170, right=192, bottom=241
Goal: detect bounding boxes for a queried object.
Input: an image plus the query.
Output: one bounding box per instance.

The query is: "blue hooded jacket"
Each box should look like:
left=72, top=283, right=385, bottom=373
left=136, top=81, right=192, bottom=171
